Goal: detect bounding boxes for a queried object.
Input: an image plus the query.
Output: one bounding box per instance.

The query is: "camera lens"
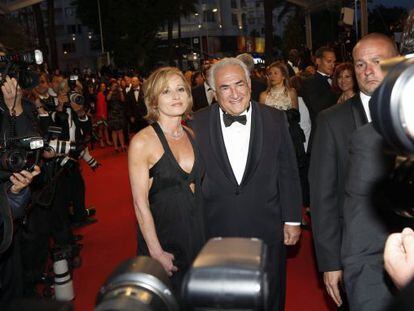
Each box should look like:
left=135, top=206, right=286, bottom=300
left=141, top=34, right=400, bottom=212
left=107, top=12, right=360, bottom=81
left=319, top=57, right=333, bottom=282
left=0, top=149, right=27, bottom=172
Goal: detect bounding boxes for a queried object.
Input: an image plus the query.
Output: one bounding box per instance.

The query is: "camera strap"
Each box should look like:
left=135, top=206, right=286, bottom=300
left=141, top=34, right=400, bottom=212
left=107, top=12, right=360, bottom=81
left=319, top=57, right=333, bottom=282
left=0, top=184, right=14, bottom=254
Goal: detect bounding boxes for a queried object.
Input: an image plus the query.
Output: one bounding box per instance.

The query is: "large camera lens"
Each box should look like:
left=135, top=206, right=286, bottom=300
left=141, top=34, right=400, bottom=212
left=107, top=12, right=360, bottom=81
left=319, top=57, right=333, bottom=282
left=95, top=257, right=179, bottom=311
left=0, top=149, right=29, bottom=172
left=371, top=55, right=414, bottom=154
left=48, top=140, right=76, bottom=155
left=69, top=92, right=84, bottom=105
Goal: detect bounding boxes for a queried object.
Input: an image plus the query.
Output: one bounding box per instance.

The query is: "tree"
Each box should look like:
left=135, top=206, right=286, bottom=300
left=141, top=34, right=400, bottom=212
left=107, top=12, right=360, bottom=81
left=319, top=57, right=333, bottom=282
left=72, top=0, right=196, bottom=71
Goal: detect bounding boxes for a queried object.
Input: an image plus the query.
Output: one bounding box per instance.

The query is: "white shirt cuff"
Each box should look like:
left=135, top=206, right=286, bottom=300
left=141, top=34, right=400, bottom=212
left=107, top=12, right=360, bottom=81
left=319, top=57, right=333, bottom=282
left=285, top=222, right=301, bottom=226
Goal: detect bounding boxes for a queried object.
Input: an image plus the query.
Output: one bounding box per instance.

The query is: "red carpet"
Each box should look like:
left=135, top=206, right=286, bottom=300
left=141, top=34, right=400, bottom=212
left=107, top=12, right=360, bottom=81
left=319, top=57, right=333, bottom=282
left=72, top=146, right=335, bottom=311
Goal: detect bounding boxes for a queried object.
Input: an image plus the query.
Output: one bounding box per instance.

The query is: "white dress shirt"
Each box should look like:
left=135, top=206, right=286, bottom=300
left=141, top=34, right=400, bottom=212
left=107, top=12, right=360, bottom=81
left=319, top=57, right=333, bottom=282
left=359, top=91, right=372, bottom=122
left=220, top=105, right=251, bottom=185
left=219, top=104, right=300, bottom=226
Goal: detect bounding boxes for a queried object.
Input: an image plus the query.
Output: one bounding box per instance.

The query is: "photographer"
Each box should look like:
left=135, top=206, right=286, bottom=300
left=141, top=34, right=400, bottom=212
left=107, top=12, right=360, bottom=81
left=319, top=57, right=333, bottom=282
left=0, top=76, right=41, bottom=303
left=21, top=74, right=93, bottom=295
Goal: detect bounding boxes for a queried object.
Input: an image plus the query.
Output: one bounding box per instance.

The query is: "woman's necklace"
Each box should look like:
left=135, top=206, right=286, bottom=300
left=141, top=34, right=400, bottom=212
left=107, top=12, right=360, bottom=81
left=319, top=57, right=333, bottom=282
left=158, top=122, right=184, bottom=140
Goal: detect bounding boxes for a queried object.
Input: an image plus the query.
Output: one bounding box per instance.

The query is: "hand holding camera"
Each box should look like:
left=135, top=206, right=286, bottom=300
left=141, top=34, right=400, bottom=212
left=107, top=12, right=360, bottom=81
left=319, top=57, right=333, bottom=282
left=9, top=165, right=41, bottom=194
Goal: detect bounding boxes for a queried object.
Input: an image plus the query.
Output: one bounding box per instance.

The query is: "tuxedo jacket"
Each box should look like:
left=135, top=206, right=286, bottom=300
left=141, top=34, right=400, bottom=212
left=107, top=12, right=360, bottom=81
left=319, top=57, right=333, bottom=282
left=192, top=101, right=302, bottom=246
left=309, top=95, right=367, bottom=272
left=341, top=123, right=396, bottom=311
left=301, top=72, right=339, bottom=151
left=125, top=89, right=147, bottom=131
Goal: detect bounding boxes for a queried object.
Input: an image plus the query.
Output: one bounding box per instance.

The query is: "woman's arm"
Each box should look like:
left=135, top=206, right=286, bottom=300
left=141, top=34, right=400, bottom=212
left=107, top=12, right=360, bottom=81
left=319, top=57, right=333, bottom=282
left=289, top=88, right=299, bottom=110
left=128, top=132, right=178, bottom=275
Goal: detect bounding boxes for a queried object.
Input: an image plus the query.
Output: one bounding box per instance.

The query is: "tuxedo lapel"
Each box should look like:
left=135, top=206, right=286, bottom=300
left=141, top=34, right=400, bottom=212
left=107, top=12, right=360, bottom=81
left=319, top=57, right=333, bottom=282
left=350, top=95, right=368, bottom=129
left=209, top=104, right=238, bottom=185
left=241, top=101, right=263, bottom=186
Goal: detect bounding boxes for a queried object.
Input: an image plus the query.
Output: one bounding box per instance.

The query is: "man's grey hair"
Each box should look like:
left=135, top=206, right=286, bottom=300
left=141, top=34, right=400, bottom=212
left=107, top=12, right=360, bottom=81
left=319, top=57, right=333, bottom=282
left=236, top=53, right=254, bottom=73
left=208, top=58, right=251, bottom=91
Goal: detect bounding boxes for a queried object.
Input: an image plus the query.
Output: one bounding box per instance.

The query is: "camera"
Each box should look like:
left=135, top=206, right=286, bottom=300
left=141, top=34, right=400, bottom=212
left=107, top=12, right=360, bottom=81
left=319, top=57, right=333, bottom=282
left=0, top=49, right=43, bottom=89
left=0, top=136, right=44, bottom=174
left=371, top=53, right=414, bottom=218
left=68, top=75, right=84, bottom=106
left=371, top=53, right=414, bottom=155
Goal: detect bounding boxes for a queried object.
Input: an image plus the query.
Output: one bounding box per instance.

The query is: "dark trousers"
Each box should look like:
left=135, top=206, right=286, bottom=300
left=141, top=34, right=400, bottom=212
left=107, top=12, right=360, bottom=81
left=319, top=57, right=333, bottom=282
left=0, top=229, right=23, bottom=303
left=67, top=165, right=86, bottom=222
left=267, top=243, right=287, bottom=311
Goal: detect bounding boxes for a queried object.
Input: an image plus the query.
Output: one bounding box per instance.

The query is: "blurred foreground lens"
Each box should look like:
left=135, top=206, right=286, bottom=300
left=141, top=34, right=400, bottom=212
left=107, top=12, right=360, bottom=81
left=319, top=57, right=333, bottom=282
left=372, top=54, right=414, bottom=154
left=95, top=257, right=179, bottom=311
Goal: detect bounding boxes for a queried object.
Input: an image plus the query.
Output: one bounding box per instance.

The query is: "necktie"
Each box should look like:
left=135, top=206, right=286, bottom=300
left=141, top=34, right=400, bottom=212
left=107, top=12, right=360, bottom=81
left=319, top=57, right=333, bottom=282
left=223, top=113, right=247, bottom=127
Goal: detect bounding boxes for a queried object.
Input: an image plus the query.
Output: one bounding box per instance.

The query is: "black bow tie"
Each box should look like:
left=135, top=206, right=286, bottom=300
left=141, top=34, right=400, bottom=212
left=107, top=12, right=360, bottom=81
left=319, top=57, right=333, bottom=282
left=223, top=113, right=247, bottom=127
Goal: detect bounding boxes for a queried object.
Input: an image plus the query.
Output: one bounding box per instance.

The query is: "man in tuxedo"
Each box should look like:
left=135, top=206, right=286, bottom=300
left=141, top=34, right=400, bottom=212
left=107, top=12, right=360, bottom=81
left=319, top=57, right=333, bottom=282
left=192, top=58, right=302, bottom=311
left=191, top=60, right=217, bottom=111
left=340, top=34, right=400, bottom=310
left=309, top=33, right=399, bottom=309
left=302, top=46, right=338, bottom=152
left=125, top=76, right=147, bottom=134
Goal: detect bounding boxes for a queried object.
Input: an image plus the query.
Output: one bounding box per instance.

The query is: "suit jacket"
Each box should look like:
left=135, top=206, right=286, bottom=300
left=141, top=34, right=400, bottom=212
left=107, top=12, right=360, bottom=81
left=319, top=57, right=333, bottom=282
left=125, top=88, right=147, bottom=131
left=192, top=101, right=302, bottom=246
left=301, top=72, right=339, bottom=151
left=191, top=84, right=210, bottom=112
left=309, top=95, right=368, bottom=272
left=341, top=123, right=396, bottom=311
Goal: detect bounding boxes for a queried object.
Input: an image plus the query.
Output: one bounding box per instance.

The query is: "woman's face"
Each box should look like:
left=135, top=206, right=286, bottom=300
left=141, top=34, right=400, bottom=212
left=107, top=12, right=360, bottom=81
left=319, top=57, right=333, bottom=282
left=157, top=74, right=190, bottom=119
left=267, top=66, right=284, bottom=87
left=337, top=69, right=354, bottom=93
left=99, top=83, right=106, bottom=92
left=194, top=74, right=204, bottom=86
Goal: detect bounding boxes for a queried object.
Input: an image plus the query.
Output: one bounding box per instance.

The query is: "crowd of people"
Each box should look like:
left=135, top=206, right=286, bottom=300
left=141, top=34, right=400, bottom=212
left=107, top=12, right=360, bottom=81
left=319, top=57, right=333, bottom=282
left=1, top=10, right=414, bottom=311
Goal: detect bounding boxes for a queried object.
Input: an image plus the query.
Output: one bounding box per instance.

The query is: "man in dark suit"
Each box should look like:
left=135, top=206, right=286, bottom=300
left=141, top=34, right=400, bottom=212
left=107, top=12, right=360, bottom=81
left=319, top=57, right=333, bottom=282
left=125, top=76, right=147, bottom=134
left=192, top=58, right=302, bottom=311
left=340, top=34, right=400, bottom=310
left=191, top=60, right=217, bottom=112
left=309, top=33, right=399, bottom=309
left=302, top=46, right=338, bottom=152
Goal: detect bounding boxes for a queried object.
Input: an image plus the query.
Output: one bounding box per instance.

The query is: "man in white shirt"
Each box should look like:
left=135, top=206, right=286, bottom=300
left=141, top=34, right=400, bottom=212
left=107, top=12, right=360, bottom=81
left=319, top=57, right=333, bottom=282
left=191, top=58, right=302, bottom=311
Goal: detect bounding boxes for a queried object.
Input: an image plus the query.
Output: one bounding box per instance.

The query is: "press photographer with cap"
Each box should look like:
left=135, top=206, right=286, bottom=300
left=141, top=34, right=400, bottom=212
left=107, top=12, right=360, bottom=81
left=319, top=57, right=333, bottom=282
left=0, top=75, right=41, bottom=303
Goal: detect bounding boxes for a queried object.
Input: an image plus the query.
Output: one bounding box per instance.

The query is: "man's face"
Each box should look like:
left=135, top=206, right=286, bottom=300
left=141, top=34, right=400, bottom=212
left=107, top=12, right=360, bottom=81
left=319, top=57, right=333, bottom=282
left=131, top=77, right=140, bottom=89
left=316, top=51, right=336, bottom=76
left=214, top=64, right=251, bottom=116
left=353, top=38, right=396, bottom=96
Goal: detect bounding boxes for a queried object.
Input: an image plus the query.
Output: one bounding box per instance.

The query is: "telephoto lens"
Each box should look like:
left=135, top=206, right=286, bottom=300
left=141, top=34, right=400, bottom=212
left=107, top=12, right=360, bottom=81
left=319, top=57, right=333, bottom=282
left=52, top=249, right=75, bottom=301
left=95, top=257, right=179, bottom=311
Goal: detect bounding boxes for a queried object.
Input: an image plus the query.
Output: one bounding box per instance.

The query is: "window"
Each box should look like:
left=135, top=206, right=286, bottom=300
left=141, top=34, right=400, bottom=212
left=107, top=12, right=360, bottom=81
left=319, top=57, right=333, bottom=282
left=62, top=42, right=76, bottom=53
left=67, top=24, right=77, bottom=34
left=242, top=13, right=247, bottom=28
left=231, top=0, right=237, bottom=9
left=65, top=7, right=75, bottom=17
left=203, top=10, right=216, bottom=23
left=240, top=0, right=246, bottom=8
left=232, top=13, right=238, bottom=26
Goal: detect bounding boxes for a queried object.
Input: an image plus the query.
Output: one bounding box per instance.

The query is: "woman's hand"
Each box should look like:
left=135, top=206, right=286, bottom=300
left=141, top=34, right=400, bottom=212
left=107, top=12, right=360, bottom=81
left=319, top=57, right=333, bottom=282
left=153, top=251, right=178, bottom=276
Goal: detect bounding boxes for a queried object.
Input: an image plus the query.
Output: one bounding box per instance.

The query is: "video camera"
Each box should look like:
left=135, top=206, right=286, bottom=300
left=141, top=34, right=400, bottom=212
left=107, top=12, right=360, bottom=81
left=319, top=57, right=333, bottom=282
left=0, top=49, right=43, bottom=89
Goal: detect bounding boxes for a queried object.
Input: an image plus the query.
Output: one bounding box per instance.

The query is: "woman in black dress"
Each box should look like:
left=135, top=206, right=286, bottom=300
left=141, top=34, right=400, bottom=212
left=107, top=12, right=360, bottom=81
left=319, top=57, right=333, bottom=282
left=128, top=67, right=204, bottom=295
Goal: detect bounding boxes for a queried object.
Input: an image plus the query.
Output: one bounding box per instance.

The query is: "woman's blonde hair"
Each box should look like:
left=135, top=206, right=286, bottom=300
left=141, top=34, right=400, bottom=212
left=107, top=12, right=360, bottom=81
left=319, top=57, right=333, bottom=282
left=266, top=61, right=291, bottom=94
left=143, top=67, right=193, bottom=122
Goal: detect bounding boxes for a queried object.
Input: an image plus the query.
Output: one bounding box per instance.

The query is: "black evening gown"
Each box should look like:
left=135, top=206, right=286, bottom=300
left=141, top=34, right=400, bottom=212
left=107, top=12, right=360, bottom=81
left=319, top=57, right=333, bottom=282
left=137, top=122, right=205, bottom=296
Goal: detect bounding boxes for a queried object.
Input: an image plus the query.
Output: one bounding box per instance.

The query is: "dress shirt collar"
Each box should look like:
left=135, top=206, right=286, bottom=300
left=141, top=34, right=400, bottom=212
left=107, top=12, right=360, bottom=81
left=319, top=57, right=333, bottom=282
left=359, top=91, right=372, bottom=122
left=219, top=103, right=252, bottom=129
